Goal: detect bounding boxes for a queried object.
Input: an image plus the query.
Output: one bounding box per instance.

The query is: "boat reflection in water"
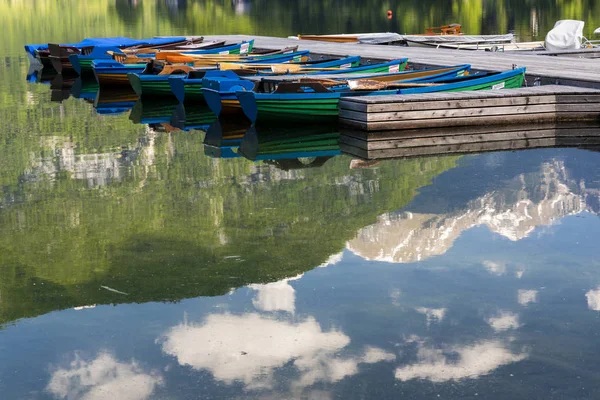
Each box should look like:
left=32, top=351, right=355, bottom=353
left=202, top=120, right=248, bottom=159
left=93, top=86, right=138, bottom=115
left=203, top=121, right=342, bottom=167
left=70, top=77, right=99, bottom=101
left=26, top=64, right=56, bottom=84
left=238, top=123, right=341, bottom=169
left=49, top=73, right=79, bottom=102
left=171, top=102, right=217, bottom=133
left=130, top=97, right=180, bottom=125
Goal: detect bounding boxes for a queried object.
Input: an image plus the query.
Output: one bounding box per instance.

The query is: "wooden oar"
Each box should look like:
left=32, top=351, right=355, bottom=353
left=218, top=62, right=352, bottom=73
left=158, top=65, right=196, bottom=75
left=269, top=64, right=351, bottom=74
left=346, top=79, right=441, bottom=90
left=156, top=52, right=244, bottom=61
left=297, top=78, right=350, bottom=87
left=107, top=51, right=154, bottom=64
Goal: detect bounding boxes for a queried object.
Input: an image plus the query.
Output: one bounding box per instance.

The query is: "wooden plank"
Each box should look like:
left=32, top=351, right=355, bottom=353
left=340, top=111, right=600, bottom=131
left=340, top=103, right=600, bottom=123
left=340, top=86, right=600, bottom=105
left=339, top=105, right=560, bottom=123
left=340, top=121, right=595, bottom=141
left=337, top=101, right=367, bottom=113
left=339, top=94, right=600, bottom=114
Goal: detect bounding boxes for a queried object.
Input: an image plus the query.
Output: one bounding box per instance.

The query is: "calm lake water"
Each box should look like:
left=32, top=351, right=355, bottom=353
left=3, top=1, right=600, bottom=399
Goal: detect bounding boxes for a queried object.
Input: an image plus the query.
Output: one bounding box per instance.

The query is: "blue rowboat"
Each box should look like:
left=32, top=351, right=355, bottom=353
left=72, top=40, right=255, bottom=75
left=93, top=59, right=147, bottom=86
left=181, top=40, right=254, bottom=55
left=201, top=76, right=256, bottom=118
left=25, top=36, right=188, bottom=59
left=120, top=50, right=308, bottom=96
left=235, top=67, right=526, bottom=123
left=203, top=64, right=472, bottom=118
left=169, top=56, right=358, bottom=103
left=169, top=70, right=242, bottom=103
left=242, top=50, right=310, bottom=64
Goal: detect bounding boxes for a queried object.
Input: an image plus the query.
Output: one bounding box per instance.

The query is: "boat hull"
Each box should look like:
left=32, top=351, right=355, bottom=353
left=128, top=74, right=183, bottom=97
left=238, top=68, right=526, bottom=123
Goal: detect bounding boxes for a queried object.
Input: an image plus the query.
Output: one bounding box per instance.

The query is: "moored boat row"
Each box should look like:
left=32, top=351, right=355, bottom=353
left=26, top=34, right=529, bottom=128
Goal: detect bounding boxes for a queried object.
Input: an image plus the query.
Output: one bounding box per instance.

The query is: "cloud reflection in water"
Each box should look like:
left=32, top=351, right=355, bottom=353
left=160, top=313, right=395, bottom=391
left=47, top=352, right=163, bottom=400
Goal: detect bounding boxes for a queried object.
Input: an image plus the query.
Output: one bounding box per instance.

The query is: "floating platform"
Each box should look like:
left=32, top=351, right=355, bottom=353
left=338, top=85, right=600, bottom=131
left=339, top=121, right=600, bottom=160
left=204, top=35, right=600, bottom=87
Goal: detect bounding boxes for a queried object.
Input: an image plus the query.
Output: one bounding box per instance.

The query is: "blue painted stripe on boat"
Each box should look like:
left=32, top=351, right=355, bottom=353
left=397, top=67, right=526, bottom=94
left=316, top=58, right=408, bottom=75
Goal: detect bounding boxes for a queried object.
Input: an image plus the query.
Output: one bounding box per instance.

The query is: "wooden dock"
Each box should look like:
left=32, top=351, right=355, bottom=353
left=340, top=121, right=600, bottom=160
left=205, top=35, right=600, bottom=88
left=338, top=85, right=600, bottom=131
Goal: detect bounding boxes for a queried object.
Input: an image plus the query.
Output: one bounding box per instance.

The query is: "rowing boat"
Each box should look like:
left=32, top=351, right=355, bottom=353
left=405, top=39, right=544, bottom=51
left=71, top=40, right=225, bottom=75
left=39, top=37, right=203, bottom=74
left=295, top=32, right=403, bottom=44
left=402, top=33, right=514, bottom=47
left=154, top=47, right=306, bottom=65
left=138, top=57, right=403, bottom=100
left=234, top=67, right=526, bottom=123
left=127, top=51, right=309, bottom=98
left=202, top=64, right=472, bottom=117
left=93, top=60, right=148, bottom=86
left=95, top=46, right=299, bottom=89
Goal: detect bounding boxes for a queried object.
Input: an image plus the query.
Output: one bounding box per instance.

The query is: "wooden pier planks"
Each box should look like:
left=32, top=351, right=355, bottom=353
left=203, top=35, right=600, bottom=87
left=338, top=85, right=600, bottom=131
left=339, top=122, right=600, bottom=159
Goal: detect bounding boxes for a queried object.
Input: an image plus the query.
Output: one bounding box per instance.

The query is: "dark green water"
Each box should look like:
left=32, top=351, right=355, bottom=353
left=3, top=1, right=600, bottom=399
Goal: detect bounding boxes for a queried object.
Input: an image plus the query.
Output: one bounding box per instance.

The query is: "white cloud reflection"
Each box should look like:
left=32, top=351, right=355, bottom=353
left=518, top=290, right=538, bottom=306
left=483, top=261, right=506, bottom=276
left=160, top=313, right=395, bottom=390
left=585, top=287, right=600, bottom=311
left=47, top=352, right=163, bottom=400
left=248, top=274, right=303, bottom=314
left=395, top=340, right=526, bottom=382
left=415, top=307, right=446, bottom=326
left=487, top=312, right=522, bottom=332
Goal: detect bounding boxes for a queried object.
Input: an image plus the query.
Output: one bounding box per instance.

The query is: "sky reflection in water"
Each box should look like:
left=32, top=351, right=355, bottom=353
left=2, top=146, right=600, bottom=399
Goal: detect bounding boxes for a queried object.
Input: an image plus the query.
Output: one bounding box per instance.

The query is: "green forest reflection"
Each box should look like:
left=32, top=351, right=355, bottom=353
left=0, top=100, right=459, bottom=324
